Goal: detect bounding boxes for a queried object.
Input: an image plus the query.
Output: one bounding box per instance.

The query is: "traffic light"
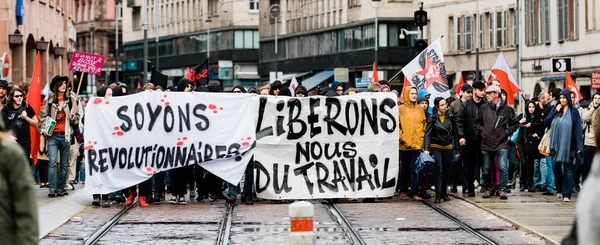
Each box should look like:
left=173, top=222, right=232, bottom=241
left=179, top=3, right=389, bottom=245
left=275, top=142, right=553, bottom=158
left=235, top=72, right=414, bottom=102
left=414, top=9, right=427, bottom=26
left=414, top=39, right=428, bottom=53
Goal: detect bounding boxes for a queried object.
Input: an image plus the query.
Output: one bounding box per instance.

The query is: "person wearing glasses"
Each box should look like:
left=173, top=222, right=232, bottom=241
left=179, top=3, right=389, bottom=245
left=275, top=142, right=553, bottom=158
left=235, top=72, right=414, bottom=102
left=232, top=85, right=246, bottom=93
left=269, top=81, right=283, bottom=96
left=295, top=85, right=307, bottom=97
left=1, top=87, right=39, bottom=178
left=331, top=81, right=344, bottom=96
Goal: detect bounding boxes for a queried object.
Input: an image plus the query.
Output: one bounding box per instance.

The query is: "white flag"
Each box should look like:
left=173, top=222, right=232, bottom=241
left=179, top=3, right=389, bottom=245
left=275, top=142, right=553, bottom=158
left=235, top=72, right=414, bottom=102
left=289, top=77, right=299, bottom=97
left=401, top=38, right=450, bottom=105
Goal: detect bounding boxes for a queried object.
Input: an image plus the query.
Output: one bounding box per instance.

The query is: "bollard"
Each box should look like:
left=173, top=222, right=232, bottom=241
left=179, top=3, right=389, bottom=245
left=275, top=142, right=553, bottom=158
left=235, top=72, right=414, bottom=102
left=289, top=201, right=315, bottom=245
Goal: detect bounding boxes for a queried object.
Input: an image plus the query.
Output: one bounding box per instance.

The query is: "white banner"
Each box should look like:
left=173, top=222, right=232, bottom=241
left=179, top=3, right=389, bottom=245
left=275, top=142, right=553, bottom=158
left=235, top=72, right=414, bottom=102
left=253, top=93, right=399, bottom=199
left=84, top=92, right=256, bottom=194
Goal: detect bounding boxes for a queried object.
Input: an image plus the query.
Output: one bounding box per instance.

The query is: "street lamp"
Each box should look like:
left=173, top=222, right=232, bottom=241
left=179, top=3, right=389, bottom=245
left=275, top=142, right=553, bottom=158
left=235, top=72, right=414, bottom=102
left=206, top=15, right=212, bottom=65
left=369, top=0, right=382, bottom=67
left=269, top=4, right=280, bottom=80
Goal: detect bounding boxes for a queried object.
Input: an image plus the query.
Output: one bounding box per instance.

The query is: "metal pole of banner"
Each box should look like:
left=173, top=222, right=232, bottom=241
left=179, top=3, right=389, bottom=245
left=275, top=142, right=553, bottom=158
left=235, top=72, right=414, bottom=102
left=143, top=0, right=149, bottom=84
left=116, top=3, right=120, bottom=83
left=155, top=0, right=160, bottom=70
left=516, top=0, right=522, bottom=111
left=207, top=15, right=211, bottom=66
left=89, top=23, right=95, bottom=93
left=475, top=0, right=480, bottom=82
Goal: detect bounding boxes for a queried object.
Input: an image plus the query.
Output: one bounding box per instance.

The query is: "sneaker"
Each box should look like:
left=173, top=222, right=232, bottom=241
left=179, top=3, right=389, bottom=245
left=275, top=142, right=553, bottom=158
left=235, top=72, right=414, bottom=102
left=557, top=193, right=563, bottom=199
left=189, top=189, right=196, bottom=200
left=61, top=191, right=69, bottom=196
left=114, top=194, right=126, bottom=203
left=412, top=195, right=423, bottom=201
left=126, top=191, right=137, bottom=206
left=169, top=196, right=178, bottom=204
left=520, top=187, right=526, bottom=192
left=563, top=197, right=570, bottom=202
left=474, top=180, right=479, bottom=188
left=482, top=189, right=491, bottom=198
left=56, top=192, right=64, bottom=197
left=393, top=190, right=400, bottom=196
left=399, top=192, right=409, bottom=200
left=506, top=189, right=511, bottom=194
left=528, top=188, right=536, bottom=193
left=139, top=196, right=149, bottom=207
left=177, top=196, right=187, bottom=205
left=500, top=190, right=508, bottom=200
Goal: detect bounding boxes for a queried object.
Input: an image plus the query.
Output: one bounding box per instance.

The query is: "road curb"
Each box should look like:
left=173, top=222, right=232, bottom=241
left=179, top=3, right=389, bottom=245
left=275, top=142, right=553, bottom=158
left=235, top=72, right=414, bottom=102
left=450, top=193, right=559, bottom=245
left=38, top=188, right=92, bottom=239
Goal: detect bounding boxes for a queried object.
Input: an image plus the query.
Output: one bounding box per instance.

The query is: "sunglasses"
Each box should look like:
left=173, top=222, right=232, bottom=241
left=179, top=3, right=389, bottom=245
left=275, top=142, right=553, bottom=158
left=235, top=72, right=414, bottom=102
left=295, top=92, right=305, bottom=95
left=13, top=94, right=24, bottom=98
left=186, top=84, right=193, bottom=89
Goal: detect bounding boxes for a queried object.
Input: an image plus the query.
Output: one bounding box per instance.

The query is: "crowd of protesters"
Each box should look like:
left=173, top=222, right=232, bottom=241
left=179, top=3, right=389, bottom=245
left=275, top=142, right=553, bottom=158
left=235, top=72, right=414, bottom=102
left=0, top=75, right=598, bottom=208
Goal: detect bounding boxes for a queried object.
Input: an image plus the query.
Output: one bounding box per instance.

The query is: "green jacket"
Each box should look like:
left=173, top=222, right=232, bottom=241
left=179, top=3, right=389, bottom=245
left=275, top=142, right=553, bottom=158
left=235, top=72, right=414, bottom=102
left=0, top=137, right=39, bottom=244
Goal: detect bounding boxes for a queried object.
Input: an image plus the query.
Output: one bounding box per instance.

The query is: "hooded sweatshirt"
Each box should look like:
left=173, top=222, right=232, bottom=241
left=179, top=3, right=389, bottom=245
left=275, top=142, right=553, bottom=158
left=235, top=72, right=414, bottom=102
left=544, top=88, right=584, bottom=156
left=582, top=100, right=600, bottom=147
left=398, top=86, right=426, bottom=150
left=177, top=79, right=194, bottom=92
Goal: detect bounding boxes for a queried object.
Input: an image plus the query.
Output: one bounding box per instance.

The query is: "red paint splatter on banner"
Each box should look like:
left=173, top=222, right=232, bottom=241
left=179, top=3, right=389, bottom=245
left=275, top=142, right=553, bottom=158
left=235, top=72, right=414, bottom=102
left=209, top=104, right=217, bottom=110
left=93, top=98, right=103, bottom=104
left=220, top=107, right=223, bottom=110
left=105, top=101, right=110, bottom=104
left=176, top=137, right=188, bottom=146
left=242, top=142, right=250, bottom=147
left=85, top=141, right=97, bottom=150
left=114, top=126, right=120, bottom=130
left=116, top=131, right=124, bottom=136
left=165, top=102, right=170, bottom=106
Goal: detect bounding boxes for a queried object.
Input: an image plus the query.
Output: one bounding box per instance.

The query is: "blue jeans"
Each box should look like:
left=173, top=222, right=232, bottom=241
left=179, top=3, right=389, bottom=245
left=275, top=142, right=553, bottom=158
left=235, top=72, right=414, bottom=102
left=554, top=158, right=574, bottom=199
left=29, top=159, right=38, bottom=184
left=48, top=133, right=70, bottom=192
left=227, top=183, right=240, bottom=198
left=545, top=155, right=556, bottom=192
left=481, top=149, right=509, bottom=190
left=534, top=158, right=546, bottom=187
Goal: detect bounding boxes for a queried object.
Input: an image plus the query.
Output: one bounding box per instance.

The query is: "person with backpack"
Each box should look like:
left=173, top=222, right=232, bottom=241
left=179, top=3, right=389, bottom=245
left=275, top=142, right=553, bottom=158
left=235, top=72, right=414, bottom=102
left=38, top=76, right=80, bottom=198
left=1, top=87, right=39, bottom=180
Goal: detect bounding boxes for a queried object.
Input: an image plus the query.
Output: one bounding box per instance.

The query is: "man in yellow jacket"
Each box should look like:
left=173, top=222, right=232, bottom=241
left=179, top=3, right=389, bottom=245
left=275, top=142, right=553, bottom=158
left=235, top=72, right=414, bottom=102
left=397, top=86, right=426, bottom=200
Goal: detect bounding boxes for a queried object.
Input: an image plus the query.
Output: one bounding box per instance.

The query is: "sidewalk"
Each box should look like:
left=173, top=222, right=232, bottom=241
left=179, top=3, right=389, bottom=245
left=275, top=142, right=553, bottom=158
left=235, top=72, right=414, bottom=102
left=35, top=184, right=92, bottom=239
left=452, top=188, right=577, bottom=244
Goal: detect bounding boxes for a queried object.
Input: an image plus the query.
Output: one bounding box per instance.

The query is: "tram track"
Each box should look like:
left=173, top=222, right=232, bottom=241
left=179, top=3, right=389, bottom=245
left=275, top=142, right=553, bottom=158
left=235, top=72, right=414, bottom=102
left=216, top=202, right=235, bottom=245
left=421, top=200, right=500, bottom=245
left=83, top=201, right=138, bottom=245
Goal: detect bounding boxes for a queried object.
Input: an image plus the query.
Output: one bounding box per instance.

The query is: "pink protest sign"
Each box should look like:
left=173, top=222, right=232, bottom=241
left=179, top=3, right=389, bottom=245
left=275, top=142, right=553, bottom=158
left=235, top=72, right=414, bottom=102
left=69, top=51, right=105, bottom=75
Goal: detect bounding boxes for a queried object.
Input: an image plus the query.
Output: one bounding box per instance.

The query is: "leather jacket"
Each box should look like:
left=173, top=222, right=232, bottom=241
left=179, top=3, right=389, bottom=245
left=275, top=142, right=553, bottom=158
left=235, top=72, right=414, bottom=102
left=424, top=112, right=459, bottom=152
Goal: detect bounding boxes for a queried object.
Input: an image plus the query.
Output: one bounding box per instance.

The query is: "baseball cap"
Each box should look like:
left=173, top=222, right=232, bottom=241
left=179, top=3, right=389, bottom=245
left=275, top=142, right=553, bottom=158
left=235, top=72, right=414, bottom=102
left=485, top=85, right=501, bottom=93
left=0, top=79, right=8, bottom=88
left=461, top=84, right=473, bottom=92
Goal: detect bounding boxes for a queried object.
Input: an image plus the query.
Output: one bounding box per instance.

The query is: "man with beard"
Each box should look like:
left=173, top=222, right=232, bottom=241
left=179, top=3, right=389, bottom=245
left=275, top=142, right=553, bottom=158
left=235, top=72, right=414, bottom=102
left=457, top=81, right=487, bottom=197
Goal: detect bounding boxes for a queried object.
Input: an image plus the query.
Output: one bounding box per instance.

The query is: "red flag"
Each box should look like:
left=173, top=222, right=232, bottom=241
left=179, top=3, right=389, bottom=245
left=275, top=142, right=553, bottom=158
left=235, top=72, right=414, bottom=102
left=136, top=82, right=141, bottom=89
left=565, top=71, right=582, bottom=103
left=455, top=75, right=465, bottom=99
left=487, top=52, right=521, bottom=105
left=372, top=62, right=379, bottom=83
left=26, top=52, right=42, bottom=165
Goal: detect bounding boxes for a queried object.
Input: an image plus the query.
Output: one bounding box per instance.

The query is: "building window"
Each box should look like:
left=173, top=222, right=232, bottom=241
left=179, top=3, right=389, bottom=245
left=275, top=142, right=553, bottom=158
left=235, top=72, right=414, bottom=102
left=464, top=15, right=472, bottom=51
left=496, top=10, right=506, bottom=48
left=573, top=0, right=579, bottom=40
left=478, top=14, right=484, bottom=49
left=457, top=17, right=462, bottom=51
left=250, top=0, right=259, bottom=11
left=526, top=0, right=538, bottom=45
left=511, top=8, right=517, bottom=47
left=132, top=7, right=141, bottom=31
left=585, top=0, right=599, bottom=31
left=540, top=0, right=551, bottom=43
left=234, top=30, right=259, bottom=49
left=558, top=0, right=569, bottom=41
left=449, top=17, right=454, bottom=51
left=488, top=12, right=494, bottom=49
left=379, top=23, right=388, bottom=47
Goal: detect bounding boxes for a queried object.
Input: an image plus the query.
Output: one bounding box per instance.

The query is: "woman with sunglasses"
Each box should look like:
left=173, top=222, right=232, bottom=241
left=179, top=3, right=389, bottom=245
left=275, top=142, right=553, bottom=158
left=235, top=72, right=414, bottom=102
left=1, top=87, right=39, bottom=179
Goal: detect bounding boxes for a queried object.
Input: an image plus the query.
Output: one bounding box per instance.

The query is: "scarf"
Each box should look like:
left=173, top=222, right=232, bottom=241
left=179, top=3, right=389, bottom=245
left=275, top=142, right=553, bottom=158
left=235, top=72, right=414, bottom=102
left=550, top=108, right=573, bottom=163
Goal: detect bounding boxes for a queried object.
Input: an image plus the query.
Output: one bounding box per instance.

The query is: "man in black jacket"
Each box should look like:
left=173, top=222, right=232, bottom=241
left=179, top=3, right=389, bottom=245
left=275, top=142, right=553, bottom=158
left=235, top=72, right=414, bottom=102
left=474, top=85, right=517, bottom=200
left=457, top=81, right=487, bottom=196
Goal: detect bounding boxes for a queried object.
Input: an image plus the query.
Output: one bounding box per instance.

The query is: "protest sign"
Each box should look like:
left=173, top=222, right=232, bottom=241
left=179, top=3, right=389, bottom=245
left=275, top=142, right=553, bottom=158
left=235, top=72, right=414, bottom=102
left=402, top=37, right=450, bottom=106
left=84, top=92, right=256, bottom=194
left=253, top=93, right=399, bottom=199
left=69, top=51, right=105, bottom=75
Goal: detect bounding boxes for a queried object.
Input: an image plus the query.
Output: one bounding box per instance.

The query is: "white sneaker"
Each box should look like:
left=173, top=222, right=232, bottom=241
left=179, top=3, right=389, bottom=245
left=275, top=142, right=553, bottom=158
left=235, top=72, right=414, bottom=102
left=557, top=193, right=563, bottom=199
left=474, top=180, right=479, bottom=188
left=563, top=197, right=570, bottom=202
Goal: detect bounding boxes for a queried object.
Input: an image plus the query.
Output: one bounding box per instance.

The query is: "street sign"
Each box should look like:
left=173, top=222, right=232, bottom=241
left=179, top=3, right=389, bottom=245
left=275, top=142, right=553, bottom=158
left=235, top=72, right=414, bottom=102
left=1, top=53, right=10, bottom=79
left=551, top=58, right=572, bottom=73
left=592, top=73, right=600, bottom=89
left=356, top=78, right=372, bottom=88
left=334, top=68, right=349, bottom=83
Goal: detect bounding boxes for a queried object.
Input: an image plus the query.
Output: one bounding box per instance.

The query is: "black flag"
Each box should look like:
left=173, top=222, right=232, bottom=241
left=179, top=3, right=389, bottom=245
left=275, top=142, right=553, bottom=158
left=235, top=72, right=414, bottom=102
left=150, top=68, right=168, bottom=89
left=184, top=59, right=209, bottom=87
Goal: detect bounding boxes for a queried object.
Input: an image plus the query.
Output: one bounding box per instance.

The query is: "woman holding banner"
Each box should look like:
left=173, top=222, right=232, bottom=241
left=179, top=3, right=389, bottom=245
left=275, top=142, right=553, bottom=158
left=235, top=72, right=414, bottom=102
left=424, top=97, right=460, bottom=203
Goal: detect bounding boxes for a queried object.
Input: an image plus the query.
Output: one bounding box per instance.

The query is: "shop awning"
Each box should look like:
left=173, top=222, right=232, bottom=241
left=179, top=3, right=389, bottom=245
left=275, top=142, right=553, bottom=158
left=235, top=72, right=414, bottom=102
left=280, top=71, right=312, bottom=81
left=302, top=70, right=334, bottom=91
